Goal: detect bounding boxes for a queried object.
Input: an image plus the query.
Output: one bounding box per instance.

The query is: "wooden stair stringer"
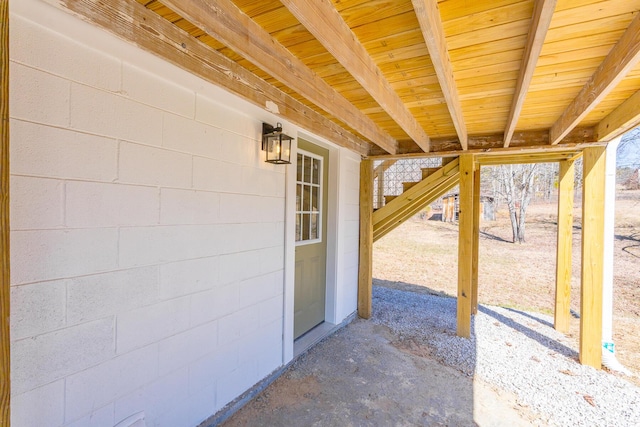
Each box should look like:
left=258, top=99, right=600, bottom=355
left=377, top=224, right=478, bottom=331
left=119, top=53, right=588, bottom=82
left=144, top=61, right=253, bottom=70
left=373, top=172, right=459, bottom=241
left=373, top=158, right=460, bottom=242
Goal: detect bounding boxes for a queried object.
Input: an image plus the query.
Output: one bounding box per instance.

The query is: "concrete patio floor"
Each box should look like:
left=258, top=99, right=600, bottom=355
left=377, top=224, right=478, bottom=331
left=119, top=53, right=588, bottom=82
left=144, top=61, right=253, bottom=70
left=217, top=319, right=534, bottom=426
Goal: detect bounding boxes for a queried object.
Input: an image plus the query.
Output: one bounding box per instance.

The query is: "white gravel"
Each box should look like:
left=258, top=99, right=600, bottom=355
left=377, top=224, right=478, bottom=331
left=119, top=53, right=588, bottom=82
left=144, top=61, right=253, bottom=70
left=371, top=285, right=640, bottom=427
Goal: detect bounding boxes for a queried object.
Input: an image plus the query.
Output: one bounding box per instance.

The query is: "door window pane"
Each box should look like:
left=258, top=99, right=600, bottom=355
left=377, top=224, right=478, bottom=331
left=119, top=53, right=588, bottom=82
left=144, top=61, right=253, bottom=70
left=312, top=158, right=320, bottom=184
left=302, top=213, right=310, bottom=241
left=303, top=156, right=311, bottom=183
left=303, top=185, right=310, bottom=211
left=312, top=186, right=319, bottom=212
left=310, top=214, right=319, bottom=240
left=296, top=151, right=323, bottom=243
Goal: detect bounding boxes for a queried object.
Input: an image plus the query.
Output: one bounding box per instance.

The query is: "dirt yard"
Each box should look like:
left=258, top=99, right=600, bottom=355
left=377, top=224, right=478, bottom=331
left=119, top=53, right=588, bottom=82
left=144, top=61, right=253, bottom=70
left=373, top=189, right=640, bottom=381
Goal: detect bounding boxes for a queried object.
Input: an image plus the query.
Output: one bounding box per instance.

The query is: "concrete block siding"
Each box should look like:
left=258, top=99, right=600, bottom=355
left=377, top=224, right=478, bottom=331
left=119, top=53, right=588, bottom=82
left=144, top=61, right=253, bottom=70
left=8, top=2, right=289, bottom=426
left=9, top=0, right=361, bottom=426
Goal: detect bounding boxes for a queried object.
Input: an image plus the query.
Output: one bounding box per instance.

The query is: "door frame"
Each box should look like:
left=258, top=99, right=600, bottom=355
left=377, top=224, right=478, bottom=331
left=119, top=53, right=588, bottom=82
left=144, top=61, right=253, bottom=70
left=283, top=132, right=340, bottom=363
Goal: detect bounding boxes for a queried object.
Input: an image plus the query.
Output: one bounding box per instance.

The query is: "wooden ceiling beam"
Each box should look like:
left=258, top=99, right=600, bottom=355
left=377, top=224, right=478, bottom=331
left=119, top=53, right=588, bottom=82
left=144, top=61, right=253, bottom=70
left=369, top=127, right=597, bottom=158
left=370, top=141, right=602, bottom=160
left=162, top=0, right=398, bottom=154
left=281, top=0, right=431, bottom=152
left=51, top=0, right=371, bottom=156
left=476, top=151, right=581, bottom=166
left=504, top=0, right=557, bottom=148
left=549, top=13, right=640, bottom=145
left=595, top=89, right=640, bottom=141
left=412, top=0, right=468, bottom=150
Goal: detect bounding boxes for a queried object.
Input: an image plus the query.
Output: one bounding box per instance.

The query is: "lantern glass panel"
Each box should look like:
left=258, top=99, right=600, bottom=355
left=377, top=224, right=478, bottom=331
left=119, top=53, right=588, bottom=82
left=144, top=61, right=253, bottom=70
left=282, top=137, right=291, bottom=162
left=266, top=136, right=279, bottom=162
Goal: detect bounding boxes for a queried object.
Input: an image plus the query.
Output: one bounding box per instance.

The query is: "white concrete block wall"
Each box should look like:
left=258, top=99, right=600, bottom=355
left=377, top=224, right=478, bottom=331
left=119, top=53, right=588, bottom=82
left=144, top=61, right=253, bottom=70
left=9, top=2, right=287, bottom=426
left=335, top=151, right=362, bottom=321
left=9, top=0, right=362, bottom=426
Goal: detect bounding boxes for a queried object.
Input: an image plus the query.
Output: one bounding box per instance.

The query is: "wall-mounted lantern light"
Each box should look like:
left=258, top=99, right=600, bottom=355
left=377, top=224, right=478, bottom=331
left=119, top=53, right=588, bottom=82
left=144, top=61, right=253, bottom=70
left=262, top=122, right=292, bottom=164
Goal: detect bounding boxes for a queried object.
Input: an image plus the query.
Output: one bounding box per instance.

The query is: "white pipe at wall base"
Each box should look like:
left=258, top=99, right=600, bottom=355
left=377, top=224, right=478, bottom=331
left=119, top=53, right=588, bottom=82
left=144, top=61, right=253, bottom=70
left=601, top=137, right=632, bottom=376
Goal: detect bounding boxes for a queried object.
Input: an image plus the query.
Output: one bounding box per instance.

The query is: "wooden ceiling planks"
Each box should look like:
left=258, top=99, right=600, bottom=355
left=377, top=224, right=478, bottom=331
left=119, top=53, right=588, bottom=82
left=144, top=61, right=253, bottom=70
left=503, top=0, right=557, bottom=148
left=245, top=1, right=423, bottom=146
left=412, top=0, right=467, bottom=148
left=446, top=19, right=532, bottom=52
left=442, top=1, right=534, bottom=37
left=544, top=17, right=635, bottom=50
left=234, top=0, right=283, bottom=16
left=336, top=0, right=416, bottom=29
left=549, top=11, right=640, bottom=144
left=450, top=35, right=527, bottom=67
left=350, top=10, right=421, bottom=43
left=281, top=0, right=431, bottom=151
left=595, top=89, right=640, bottom=141
left=584, top=77, right=640, bottom=124
left=120, top=0, right=640, bottom=156
left=523, top=2, right=640, bottom=130
left=222, top=1, right=403, bottom=145
left=438, top=0, right=525, bottom=21
left=549, top=0, right=639, bottom=30
left=439, top=0, right=532, bottom=138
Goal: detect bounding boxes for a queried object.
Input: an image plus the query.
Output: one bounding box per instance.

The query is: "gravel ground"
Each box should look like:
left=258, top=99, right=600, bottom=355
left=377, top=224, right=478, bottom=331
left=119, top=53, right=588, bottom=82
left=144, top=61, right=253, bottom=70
left=372, top=285, right=640, bottom=427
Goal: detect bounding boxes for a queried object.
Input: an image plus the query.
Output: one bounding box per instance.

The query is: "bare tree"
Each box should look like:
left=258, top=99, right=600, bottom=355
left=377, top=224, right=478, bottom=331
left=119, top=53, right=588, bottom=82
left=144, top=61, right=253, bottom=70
left=487, top=164, right=538, bottom=243
left=534, top=163, right=558, bottom=202
left=618, top=126, right=640, bottom=168
left=618, top=127, right=640, bottom=190
left=476, top=127, right=640, bottom=244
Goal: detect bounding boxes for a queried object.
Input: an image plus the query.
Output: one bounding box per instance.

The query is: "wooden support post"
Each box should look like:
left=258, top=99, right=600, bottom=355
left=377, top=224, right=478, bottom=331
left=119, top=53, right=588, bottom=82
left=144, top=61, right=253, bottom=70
left=471, top=166, right=481, bottom=315
left=0, top=0, right=9, bottom=424
left=375, top=167, right=384, bottom=208
left=358, top=159, right=373, bottom=319
left=555, top=159, right=574, bottom=333
left=580, top=147, right=606, bottom=369
left=457, top=154, right=474, bottom=337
